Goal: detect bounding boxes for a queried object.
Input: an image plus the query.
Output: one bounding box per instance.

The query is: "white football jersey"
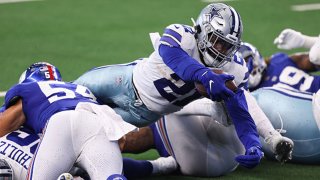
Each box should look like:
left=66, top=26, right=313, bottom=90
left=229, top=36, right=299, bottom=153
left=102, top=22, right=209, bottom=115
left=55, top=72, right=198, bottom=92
left=133, top=24, right=249, bottom=115
left=0, top=128, right=39, bottom=179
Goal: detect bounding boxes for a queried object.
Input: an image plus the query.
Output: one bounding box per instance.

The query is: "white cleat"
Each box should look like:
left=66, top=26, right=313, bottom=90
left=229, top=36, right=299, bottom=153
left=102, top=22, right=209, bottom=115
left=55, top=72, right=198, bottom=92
left=265, top=132, right=294, bottom=164
left=149, top=156, right=178, bottom=175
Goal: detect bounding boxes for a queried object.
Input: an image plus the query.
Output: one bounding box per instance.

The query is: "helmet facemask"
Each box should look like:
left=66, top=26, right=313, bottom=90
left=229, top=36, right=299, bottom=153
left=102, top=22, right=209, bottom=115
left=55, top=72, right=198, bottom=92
left=238, top=42, right=266, bottom=89
left=248, top=55, right=265, bottom=89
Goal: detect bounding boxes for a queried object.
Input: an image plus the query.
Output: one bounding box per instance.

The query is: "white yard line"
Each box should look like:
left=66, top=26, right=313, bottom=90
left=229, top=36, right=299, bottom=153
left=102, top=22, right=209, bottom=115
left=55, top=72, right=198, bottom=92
left=0, top=0, right=40, bottom=4
left=202, top=0, right=236, bottom=3
left=292, top=3, right=320, bottom=12
left=0, top=91, right=6, bottom=97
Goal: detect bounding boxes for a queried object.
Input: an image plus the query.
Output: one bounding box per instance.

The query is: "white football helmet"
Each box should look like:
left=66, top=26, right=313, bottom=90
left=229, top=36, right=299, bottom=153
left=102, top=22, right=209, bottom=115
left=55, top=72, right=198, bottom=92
left=195, top=3, right=243, bottom=67
left=238, top=42, right=266, bottom=89
left=0, top=159, right=13, bottom=179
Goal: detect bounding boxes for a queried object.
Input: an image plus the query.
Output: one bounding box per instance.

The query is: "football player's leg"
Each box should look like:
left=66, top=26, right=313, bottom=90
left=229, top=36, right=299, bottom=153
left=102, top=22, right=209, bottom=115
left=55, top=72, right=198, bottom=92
left=159, top=113, right=242, bottom=177
left=74, top=64, right=160, bottom=127
left=27, top=111, right=76, bottom=179
left=70, top=109, right=126, bottom=179
left=252, top=88, right=320, bottom=163
left=76, top=132, right=123, bottom=179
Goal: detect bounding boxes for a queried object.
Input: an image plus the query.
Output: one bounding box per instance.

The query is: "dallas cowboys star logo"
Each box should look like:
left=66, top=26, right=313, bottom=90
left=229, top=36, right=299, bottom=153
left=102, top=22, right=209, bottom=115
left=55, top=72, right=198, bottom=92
left=209, top=7, right=226, bottom=19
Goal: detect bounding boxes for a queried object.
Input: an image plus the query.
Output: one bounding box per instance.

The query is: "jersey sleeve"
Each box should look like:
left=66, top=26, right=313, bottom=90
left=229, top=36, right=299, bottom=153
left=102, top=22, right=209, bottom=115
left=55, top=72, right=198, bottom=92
left=224, top=89, right=261, bottom=150
left=158, top=24, right=209, bottom=82
left=159, top=24, right=197, bottom=53
left=4, top=84, right=21, bottom=109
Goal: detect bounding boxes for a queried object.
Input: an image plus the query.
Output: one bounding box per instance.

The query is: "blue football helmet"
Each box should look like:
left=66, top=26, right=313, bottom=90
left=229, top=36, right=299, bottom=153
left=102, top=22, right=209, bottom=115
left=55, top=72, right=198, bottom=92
left=0, top=159, right=13, bottom=179
left=19, top=62, right=62, bottom=83
left=238, top=42, right=266, bottom=89
left=195, top=3, right=243, bottom=68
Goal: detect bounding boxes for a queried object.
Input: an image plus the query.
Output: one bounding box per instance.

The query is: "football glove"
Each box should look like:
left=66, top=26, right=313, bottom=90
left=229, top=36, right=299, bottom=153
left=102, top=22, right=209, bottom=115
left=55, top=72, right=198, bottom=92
left=274, top=29, right=304, bottom=50
left=235, top=146, right=264, bottom=169
left=199, top=70, right=235, bottom=102
left=309, top=37, right=320, bottom=65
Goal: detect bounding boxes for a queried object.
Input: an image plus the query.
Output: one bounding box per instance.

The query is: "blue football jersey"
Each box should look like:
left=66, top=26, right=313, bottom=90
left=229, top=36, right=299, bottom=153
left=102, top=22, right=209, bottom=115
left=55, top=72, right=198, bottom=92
left=4, top=81, right=97, bottom=133
left=257, top=53, right=320, bottom=93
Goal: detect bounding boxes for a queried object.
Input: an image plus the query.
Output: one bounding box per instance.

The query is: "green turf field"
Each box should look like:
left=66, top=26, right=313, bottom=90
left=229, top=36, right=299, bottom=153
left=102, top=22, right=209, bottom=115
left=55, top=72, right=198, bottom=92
left=0, top=0, right=320, bottom=179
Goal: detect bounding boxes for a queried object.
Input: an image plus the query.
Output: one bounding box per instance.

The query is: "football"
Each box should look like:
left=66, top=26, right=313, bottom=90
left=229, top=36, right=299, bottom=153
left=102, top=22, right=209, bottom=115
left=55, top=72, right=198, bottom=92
left=195, top=69, right=238, bottom=97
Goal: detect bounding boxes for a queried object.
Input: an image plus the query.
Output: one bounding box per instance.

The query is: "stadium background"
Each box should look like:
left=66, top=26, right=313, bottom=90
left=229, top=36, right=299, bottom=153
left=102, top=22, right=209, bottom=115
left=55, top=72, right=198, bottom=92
left=0, top=0, right=319, bottom=179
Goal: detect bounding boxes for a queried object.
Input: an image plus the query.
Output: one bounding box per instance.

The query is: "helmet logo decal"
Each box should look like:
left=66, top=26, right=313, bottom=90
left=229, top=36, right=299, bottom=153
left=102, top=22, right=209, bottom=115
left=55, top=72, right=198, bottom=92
left=46, top=65, right=55, bottom=80
left=209, top=6, right=225, bottom=20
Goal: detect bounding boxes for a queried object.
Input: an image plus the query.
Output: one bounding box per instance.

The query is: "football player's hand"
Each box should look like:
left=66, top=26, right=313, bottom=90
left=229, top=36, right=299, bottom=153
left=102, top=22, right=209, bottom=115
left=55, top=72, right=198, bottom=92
left=235, top=146, right=264, bottom=169
left=199, top=70, right=235, bottom=101
left=309, top=37, right=320, bottom=65
left=274, top=29, right=305, bottom=50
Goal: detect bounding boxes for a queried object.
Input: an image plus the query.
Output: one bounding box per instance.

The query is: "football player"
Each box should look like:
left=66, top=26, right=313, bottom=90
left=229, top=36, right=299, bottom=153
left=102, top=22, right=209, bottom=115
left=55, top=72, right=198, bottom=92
left=0, top=126, right=37, bottom=179
left=0, top=62, right=136, bottom=179
left=274, top=28, right=320, bottom=66
left=238, top=42, right=320, bottom=92
left=74, top=3, right=265, bottom=169
left=253, top=87, right=320, bottom=164
left=74, top=3, right=245, bottom=127
left=122, top=93, right=294, bottom=178
left=0, top=126, right=91, bottom=179
left=239, top=42, right=320, bottom=164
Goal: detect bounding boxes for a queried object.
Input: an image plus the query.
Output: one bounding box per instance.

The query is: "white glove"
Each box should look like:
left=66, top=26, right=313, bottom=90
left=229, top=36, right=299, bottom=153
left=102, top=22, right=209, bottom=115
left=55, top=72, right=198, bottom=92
left=309, top=36, right=320, bottom=65
left=274, top=29, right=305, bottom=50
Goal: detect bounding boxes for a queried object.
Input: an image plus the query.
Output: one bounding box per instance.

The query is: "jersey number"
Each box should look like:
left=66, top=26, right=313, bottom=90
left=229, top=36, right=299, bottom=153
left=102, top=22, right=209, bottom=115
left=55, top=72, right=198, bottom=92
left=279, top=66, right=314, bottom=91
left=154, top=73, right=201, bottom=107
left=38, top=81, right=97, bottom=103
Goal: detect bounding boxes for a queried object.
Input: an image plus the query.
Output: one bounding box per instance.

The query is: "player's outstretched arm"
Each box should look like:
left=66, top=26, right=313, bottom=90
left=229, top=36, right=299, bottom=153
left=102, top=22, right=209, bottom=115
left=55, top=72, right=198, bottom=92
left=0, top=99, right=25, bottom=137
left=244, top=90, right=293, bottom=163
left=224, top=89, right=263, bottom=168
left=274, top=28, right=319, bottom=50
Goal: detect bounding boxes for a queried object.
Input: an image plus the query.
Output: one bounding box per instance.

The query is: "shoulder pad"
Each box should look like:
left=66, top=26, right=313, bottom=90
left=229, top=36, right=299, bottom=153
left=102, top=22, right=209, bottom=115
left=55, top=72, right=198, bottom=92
left=160, top=24, right=195, bottom=48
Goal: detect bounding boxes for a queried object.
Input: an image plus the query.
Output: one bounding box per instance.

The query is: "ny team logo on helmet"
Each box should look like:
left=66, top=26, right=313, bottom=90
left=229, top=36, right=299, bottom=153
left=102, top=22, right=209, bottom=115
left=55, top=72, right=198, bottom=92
left=195, top=3, right=243, bottom=67
left=238, top=42, right=266, bottom=89
left=19, top=62, right=62, bottom=83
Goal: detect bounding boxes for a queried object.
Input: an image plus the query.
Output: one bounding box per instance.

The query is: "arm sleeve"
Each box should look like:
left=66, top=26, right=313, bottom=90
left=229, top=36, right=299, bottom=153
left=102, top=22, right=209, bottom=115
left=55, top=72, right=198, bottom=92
left=225, top=89, right=261, bottom=149
left=243, top=90, right=277, bottom=139
left=159, top=44, right=209, bottom=82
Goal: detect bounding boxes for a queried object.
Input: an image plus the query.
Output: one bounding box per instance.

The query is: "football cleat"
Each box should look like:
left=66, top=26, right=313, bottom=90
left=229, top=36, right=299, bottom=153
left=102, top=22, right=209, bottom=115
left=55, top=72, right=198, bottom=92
left=265, top=132, right=294, bottom=164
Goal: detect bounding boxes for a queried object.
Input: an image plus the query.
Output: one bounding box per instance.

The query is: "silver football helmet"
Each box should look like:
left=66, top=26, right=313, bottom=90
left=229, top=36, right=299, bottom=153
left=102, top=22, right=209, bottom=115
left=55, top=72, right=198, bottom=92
left=0, top=159, right=13, bottom=179
left=238, top=42, right=266, bottom=89
left=195, top=3, right=243, bottom=67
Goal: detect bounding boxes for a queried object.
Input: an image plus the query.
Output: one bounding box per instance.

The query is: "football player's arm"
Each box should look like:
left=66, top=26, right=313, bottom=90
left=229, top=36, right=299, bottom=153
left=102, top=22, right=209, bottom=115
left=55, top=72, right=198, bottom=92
left=274, top=28, right=319, bottom=49
left=289, top=53, right=318, bottom=72
left=0, top=99, right=25, bottom=137
left=224, top=90, right=261, bottom=149
left=224, top=89, right=263, bottom=169
left=120, top=126, right=154, bottom=153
